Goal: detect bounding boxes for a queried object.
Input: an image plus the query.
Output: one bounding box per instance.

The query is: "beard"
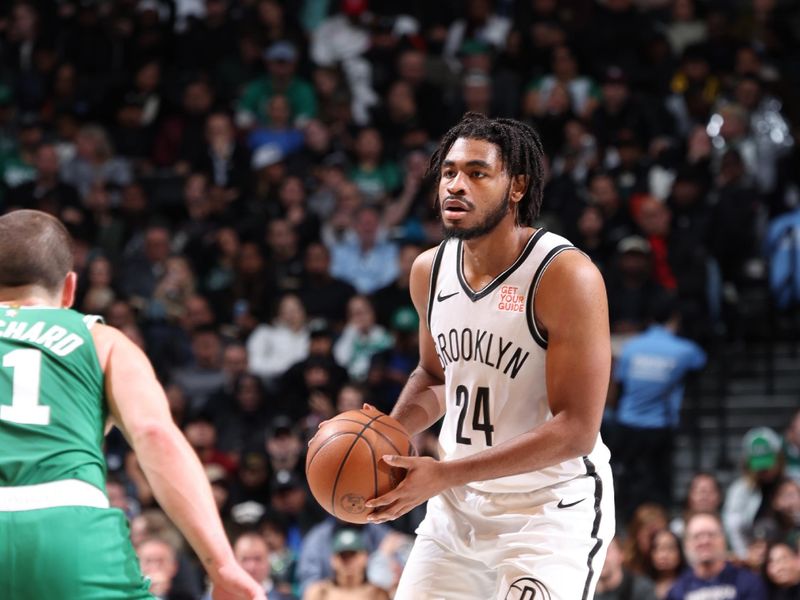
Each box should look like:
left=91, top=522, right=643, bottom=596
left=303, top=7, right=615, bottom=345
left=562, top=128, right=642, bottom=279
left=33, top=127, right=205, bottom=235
left=441, top=187, right=511, bottom=240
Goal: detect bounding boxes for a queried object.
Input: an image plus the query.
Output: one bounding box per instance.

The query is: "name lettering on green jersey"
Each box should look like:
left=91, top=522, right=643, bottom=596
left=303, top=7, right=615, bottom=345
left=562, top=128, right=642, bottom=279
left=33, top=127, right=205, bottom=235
left=0, top=319, right=84, bottom=356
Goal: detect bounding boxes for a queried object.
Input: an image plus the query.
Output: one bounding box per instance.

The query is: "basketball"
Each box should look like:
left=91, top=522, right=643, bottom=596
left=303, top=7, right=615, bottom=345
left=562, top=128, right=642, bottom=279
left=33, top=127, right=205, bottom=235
left=305, top=405, right=413, bottom=524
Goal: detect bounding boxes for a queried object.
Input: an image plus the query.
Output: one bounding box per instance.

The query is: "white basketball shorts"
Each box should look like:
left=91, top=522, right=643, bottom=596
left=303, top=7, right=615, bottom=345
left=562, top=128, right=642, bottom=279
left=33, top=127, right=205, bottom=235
left=394, top=459, right=615, bottom=600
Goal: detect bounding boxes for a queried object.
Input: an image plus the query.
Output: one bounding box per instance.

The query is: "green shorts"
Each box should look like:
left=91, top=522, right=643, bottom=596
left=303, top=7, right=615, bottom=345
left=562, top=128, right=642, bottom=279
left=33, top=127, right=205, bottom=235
left=0, top=506, right=153, bottom=599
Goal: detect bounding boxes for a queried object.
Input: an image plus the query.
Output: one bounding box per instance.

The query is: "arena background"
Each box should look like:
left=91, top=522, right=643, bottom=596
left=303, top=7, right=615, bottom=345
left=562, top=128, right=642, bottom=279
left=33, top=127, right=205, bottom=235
left=2, top=0, right=800, bottom=597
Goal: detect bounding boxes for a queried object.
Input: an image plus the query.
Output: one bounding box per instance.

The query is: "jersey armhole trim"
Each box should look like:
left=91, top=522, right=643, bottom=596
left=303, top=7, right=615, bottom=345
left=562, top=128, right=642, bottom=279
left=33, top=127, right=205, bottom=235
left=526, top=245, right=577, bottom=349
left=82, top=314, right=105, bottom=329
left=426, top=241, right=447, bottom=331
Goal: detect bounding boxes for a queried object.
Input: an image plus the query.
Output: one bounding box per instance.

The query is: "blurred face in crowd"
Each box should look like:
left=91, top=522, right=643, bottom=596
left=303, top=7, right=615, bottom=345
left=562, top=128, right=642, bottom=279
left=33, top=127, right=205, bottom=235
left=637, top=198, right=671, bottom=237
left=578, top=206, right=604, bottom=238
left=589, top=175, right=619, bottom=213
left=238, top=242, right=265, bottom=276
left=34, top=144, right=60, bottom=180
left=268, top=95, right=292, bottom=128
left=766, top=543, right=800, bottom=588
left=304, top=119, right=331, bottom=153
left=144, top=227, right=171, bottom=264
left=397, top=50, right=426, bottom=86
left=88, top=256, right=113, bottom=288
left=304, top=243, right=330, bottom=276
left=266, top=219, right=297, bottom=258
left=279, top=176, right=305, bottom=208
left=386, top=81, right=416, bottom=120
left=355, top=128, right=383, bottom=163
left=687, top=474, right=721, bottom=513
left=206, top=113, right=234, bottom=148
left=184, top=81, right=213, bottom=115
left=183, top=295, right=215, bottom=329
left=276, top=294, right=306, bottom=330
left=673, top=0, right=696, bottom=21
left=602, top=80, right=628, bottom=111
left=788, top=412, right=800, bottom=448
left=651, top=530, right=682, bottom=574
left=347, top=296, right=376, bottom=332
left=684, top=514, right=726, bottom=569
left=552, top=45, right=578, bottom=80
left=337, top=384, right=365, bottom=413
left=223, top=344, right=248, bottom=378
left=137, top=539, right=178, bottom=596
left=11, top=3, right=38, bottom=41
left=773, top=479, right=800, bottom=519
left=192, top=330, right=221, bottom=369
left=184, top=173, right=210, bottom=219
left=398, top=244, right=422, bottom=281
left=354, top=207, right=380, bottom=247
left=234, top=534, right=271, bottom=584
left=184, top=419, right=217, bottom=454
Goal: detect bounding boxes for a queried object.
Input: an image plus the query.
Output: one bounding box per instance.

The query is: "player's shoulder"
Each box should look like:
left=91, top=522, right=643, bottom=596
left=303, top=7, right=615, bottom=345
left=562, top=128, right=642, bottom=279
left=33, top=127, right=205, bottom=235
left=89, top=323, right=140, bottom=371
left=539, top=246, right=604, bottom=291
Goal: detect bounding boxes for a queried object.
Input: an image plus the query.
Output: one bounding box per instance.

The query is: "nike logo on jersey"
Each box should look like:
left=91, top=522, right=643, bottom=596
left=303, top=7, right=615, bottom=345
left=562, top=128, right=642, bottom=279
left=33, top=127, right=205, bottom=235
left=556, top=498, right=585, bottom=509
left=437, top=290, right=459, bottom=302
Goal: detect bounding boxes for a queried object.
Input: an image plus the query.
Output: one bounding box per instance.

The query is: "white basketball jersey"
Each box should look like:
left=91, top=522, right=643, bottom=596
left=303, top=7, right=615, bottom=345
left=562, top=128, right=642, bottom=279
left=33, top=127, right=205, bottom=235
left=427, top=229, right=611, bottom=493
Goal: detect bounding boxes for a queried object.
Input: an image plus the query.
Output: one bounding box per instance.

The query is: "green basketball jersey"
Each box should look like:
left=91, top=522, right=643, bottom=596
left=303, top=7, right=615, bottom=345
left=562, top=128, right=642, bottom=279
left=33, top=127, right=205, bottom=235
left=0, top=306, right=107, bottom=491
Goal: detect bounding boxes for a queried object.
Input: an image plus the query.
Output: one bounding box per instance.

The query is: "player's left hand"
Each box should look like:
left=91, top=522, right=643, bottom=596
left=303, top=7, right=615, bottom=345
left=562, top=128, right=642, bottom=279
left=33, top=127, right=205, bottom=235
left=365, top=455, right=452, bottom=523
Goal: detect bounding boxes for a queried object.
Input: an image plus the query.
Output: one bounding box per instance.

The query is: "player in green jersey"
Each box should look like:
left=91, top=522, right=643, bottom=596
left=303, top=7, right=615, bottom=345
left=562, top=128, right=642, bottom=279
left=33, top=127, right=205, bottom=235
left=0, top=210, right=264, bottom=600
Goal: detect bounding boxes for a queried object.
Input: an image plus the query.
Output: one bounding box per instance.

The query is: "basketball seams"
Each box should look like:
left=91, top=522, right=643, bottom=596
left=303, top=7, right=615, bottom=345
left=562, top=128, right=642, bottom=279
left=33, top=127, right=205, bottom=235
left=327, top=413, right=384, bottom=517
left=306, top=431, right=360, bottom=470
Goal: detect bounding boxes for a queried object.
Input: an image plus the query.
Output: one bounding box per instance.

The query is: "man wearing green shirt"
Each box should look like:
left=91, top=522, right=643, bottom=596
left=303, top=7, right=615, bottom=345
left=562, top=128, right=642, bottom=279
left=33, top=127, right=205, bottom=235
left=236, top=41, right=317, bottom=129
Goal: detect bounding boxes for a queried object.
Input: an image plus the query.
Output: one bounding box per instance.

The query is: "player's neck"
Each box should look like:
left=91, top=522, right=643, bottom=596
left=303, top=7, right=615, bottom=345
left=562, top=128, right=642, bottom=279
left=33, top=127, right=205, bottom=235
left=461, top=225, right=536, bottom=280
left=0, top=285, right=61, bottom=307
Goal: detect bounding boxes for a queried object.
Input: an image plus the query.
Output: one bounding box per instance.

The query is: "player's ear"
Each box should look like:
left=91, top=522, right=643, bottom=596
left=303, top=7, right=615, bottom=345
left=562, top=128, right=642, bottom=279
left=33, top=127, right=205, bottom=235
left=510, top=175, right=528, bottom=204
left=60, top=271, right=77, bottom=308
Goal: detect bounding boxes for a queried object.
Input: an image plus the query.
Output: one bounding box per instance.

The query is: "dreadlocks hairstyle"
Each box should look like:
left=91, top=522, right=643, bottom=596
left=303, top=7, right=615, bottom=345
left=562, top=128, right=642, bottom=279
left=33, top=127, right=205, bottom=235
left=427, top=112, right=546, bottom=226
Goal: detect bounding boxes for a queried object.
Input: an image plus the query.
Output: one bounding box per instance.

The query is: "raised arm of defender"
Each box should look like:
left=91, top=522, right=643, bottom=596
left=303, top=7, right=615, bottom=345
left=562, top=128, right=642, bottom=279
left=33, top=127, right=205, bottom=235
left=92, top=324, right=265, bottom=600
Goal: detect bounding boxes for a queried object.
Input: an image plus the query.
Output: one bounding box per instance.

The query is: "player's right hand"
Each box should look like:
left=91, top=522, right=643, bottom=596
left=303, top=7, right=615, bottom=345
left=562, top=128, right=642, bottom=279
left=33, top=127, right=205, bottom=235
left=210, top=562, right=266, bottom=600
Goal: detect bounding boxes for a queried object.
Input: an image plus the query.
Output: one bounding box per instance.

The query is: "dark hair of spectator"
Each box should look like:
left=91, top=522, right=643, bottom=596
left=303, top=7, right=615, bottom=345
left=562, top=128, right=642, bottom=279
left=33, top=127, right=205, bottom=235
left=0, top=209, right=74, bottom=292
left=427, top=112, right=546, bottom=226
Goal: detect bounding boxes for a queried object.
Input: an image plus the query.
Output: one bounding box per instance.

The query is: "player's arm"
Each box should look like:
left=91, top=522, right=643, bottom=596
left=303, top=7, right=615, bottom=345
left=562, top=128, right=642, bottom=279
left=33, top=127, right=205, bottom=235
left=367, top=252, right=610, bottom=521
left=388, top=247, right=447, bottom=436
left=92, top=324, right=264, bottom=600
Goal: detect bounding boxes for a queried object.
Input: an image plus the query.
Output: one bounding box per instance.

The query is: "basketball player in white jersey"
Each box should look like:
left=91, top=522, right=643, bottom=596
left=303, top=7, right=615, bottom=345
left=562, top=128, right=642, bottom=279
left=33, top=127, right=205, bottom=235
left=364, top=113, right=615, bottom=599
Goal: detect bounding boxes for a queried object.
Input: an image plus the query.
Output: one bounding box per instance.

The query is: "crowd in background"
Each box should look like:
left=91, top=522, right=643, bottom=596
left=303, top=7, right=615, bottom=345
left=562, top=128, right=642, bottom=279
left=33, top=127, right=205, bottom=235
left=2, top=0, right=800, bottom=597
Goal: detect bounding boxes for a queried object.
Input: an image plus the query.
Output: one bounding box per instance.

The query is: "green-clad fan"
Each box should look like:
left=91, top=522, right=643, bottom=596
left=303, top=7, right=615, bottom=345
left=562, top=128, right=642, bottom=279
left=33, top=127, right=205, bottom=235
left=0, top=210, right=264, bottom=600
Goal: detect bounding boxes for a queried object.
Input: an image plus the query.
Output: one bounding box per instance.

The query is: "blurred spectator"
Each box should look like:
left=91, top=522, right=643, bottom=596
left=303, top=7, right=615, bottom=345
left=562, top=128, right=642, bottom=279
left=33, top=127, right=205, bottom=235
left=524, top=43, right=599, bottom=122
left=78, top=254, right=117, bottom=315
left=61, top=123, right=132, bottom=200
left=667, top=512, right=767, bottom=599
left=121, top=223, right=172, bottom=301
left=215, top=373, right=273, bottom=456
left=605, top=235, right=666, bottom=335
left=7, top=141, right=81, bottom=219
left=202, top=530, right=294, bottom=600
left=309, top=1, right=377, bottom=125
left=269, top=469, right=324, bottom=557
left=369, top=242, right=421, bottom=328
left=194, top=111, right=251, bottom=209
left=595, top=536, right=658, bottom=600
left=302, top=528, right=389, bottom=600
left=237, top=41, right=316, bottom=130
left=366, top=531, right=414, bottom=599
left=152, top=79, right=215, bottom=171
left=349, top=127, right=401, bottom=203
left=764, top=542, right=800, bottom=599
left=298, top=242, right=357, bottom=329
left=670, top=472, right=724, bottom=538
left=665, top=44, right=720, bottom=138
left=259, top=512, right=299, bottom=596
left=329, top=205, right=400, bottom=295
left=442, top=0, right=511, bottom=64
left=297, top=520, right=390, bottom=596
left=182, top=412, right=237, bottom=478
left=664, top=0, right=707, bottom=57
left=646, top=529, right=687, bottom=599
left=608, top=293, right=707, bottom=517
left=137, top=537, right=193, bottom=600
left=247, top=293, right=310, bottom=384
left=171, top=326, right=226, bottom=413
left=367, top=306, right=420, bottom=413
left=265, top=217, right=305, bottom=293
left=624, top=503, right=670, bottom=577
left=334, top=295, right=393, bottom=381
left=783, top=411, right=800, bottom=486
left=723, top=427, right=785, bottom=560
